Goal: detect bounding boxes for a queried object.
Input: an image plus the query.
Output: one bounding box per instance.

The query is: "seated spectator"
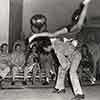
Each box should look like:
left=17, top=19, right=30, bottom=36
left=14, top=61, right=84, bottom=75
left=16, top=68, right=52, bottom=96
left=10, top=42, right=25, bottom=85
left=23, top=44, right=39, bottom=85
left=0, top=43, right=10, bottom=86
left=79, top=44, right=96, bottom=84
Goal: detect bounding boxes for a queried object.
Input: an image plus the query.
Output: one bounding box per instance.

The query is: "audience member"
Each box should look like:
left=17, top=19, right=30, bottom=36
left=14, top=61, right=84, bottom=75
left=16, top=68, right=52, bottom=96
left=0, top=43, right=10, bottom=87
left=10, top=42, right=25, bottom=85
left=23, top=44, right=39, bottom=85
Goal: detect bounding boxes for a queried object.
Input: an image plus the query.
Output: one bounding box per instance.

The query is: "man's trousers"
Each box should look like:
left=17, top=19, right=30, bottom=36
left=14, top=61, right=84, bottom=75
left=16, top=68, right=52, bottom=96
left=55, top=50, right=83, bottom=95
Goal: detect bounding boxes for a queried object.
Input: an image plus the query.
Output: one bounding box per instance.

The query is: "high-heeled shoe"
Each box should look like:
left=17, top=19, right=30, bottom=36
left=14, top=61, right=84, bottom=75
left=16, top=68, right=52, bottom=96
left=52, top=88, right=59, bottom=93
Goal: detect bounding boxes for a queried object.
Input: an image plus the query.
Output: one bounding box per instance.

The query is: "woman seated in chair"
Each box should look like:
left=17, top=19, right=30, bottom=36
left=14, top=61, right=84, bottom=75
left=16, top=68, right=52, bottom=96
left=79, top=44, right=96, bottom=84
left=0, top=43, right=10, bottom=87
left=10, top=42, right=25, bottom=85
left=29, top=14, right=57, bottom=85
left=23, top=43, right=39, bottom=85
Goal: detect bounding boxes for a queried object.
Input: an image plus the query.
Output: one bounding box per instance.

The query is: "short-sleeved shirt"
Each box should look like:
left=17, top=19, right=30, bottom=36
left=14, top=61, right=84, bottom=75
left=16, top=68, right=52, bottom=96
left=51, top=38, right=75, bottom=56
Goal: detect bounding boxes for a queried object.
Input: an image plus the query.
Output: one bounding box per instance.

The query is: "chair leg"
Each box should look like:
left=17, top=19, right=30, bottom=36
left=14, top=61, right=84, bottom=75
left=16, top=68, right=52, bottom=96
left=32, top=70, right=36, bottom=85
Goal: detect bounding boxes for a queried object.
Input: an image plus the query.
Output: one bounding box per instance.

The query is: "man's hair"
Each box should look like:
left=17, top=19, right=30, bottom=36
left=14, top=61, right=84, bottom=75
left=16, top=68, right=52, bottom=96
left=15, top=43, right=21, bottom=49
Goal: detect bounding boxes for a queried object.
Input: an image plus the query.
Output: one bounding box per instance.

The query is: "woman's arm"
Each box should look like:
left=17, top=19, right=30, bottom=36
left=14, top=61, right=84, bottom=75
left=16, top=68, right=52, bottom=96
left=52, top=0, right=91, bottom=37
left=72, top=0, right=90, bottom=31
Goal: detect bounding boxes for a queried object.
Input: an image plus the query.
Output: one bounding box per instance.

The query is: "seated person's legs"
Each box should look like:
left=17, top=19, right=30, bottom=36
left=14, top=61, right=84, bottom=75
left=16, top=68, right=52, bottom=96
left=23, top=65, right=33, bottom=85
left=12, top=66, right=24, bottom=85
left=0, top=67, right=10, bottom=79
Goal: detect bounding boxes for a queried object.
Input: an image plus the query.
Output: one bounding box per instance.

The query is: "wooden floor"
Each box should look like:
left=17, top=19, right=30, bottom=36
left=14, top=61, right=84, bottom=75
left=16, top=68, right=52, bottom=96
left=0, top=85, right=100, bottom=100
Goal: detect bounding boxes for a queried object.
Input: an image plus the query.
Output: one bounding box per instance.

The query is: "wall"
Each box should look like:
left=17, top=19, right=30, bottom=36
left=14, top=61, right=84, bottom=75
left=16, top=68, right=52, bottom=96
left=22, top=0, right=100, bottom=38
left=0, top=0, right=99, bottom=44
left=9, top=0, right=23, bottom=52
left=0, top=0, right=9, bottom=44
left=88, top=0, right=100, bottom=17
left=22, top=0, right=80, bottom=38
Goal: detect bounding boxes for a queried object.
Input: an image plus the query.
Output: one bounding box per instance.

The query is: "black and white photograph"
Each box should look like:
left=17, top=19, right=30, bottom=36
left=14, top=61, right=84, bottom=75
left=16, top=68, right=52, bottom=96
left=0, top=0, right=100, bottom=100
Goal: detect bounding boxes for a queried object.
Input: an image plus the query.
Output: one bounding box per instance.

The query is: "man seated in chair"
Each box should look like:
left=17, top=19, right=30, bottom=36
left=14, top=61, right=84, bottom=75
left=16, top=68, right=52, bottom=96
left=10, top=43, right=25, bottom=85
left=23, top=43, right=39, bottom=85
left=79, top=44, right=96, bottom=84
left=0, top=43, right=10, bottom=87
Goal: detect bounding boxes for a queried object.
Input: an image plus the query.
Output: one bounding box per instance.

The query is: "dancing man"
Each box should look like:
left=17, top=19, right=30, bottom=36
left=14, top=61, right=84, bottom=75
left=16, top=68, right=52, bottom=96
left=29, top=0, right=91, bottom=100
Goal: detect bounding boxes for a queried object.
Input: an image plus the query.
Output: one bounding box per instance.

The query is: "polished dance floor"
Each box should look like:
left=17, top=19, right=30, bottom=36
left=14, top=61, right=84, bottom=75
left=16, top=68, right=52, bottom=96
left=0, top=85, right=100, bottom=100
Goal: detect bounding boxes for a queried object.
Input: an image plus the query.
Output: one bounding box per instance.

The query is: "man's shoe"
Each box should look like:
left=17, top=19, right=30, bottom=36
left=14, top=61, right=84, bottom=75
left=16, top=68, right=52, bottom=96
left=57, top=89, right=66, bottom=94
left=52, top=88, right=59, bottom=93
left=71, top=94, right=85, bottom=100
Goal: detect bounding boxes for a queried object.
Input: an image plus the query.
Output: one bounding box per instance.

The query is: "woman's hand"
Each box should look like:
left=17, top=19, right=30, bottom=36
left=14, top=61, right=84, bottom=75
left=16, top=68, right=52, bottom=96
left=83, top=0, right=91, bottom=5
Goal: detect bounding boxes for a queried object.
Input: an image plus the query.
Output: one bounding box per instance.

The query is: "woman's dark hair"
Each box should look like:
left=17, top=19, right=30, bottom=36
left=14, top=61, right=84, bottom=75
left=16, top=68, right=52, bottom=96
left=30, top=14, right=47, bottom=25
left=30, top=14, right=47, bottom=32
